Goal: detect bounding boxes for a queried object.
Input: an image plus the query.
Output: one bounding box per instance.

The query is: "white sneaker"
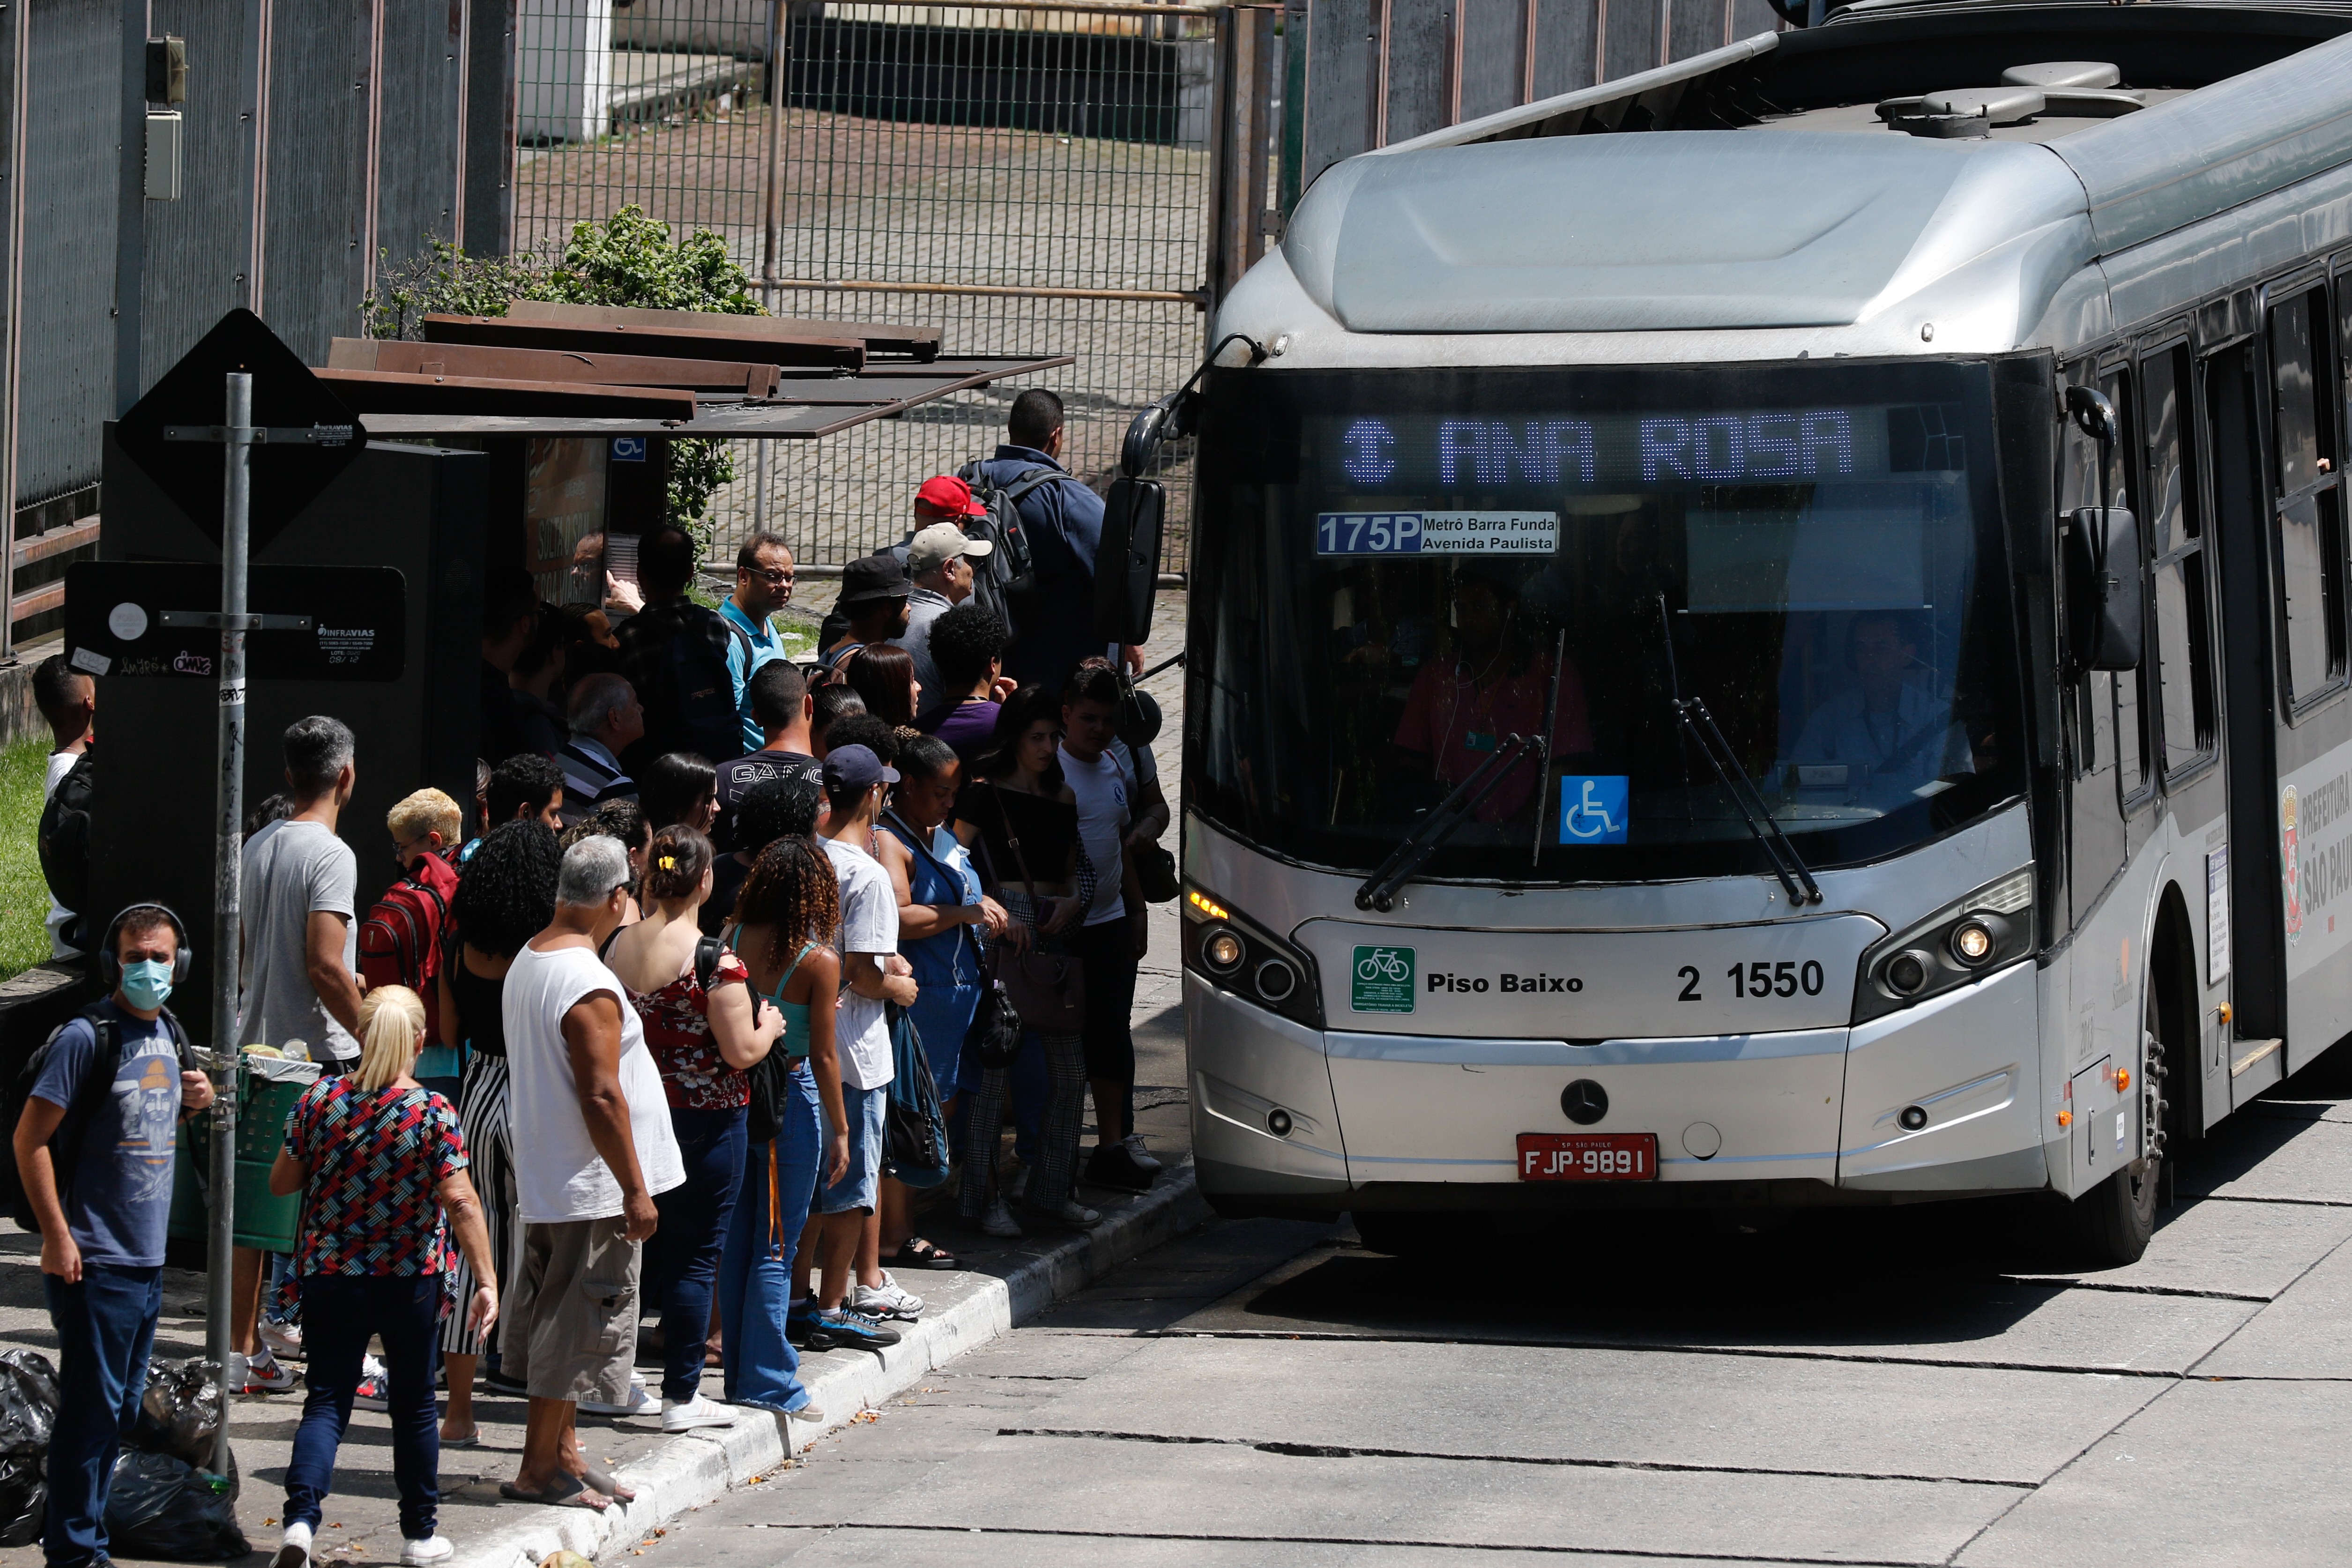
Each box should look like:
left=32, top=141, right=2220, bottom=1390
left=661, top=1393, right=738, bottom=1432
left=578, top=1382, right=653, bottom=1418
left=271, top=1521, right=313, bottom=1568
left=788, top=1402, right=826, bottom=1423
left=399, top=1536, right=454, bottom=1566
left=1049, top=1198, right=1102, bottom=1227
left=982, top=1196, right=1023, bottom=1238
left=242, top=1352, right=298, bottom=1395
left=1122, top=1133, right=1163, bottom=1174
left=852, top=1276, right=924, bottom=1320
left=261, top=1317, right=304, bottom=1360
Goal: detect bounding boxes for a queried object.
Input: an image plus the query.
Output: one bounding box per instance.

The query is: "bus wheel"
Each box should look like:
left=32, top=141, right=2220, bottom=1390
left=2062, top=988, right=2167, bottom=1266
left=1351, top=1211, right=1451, bottom=1258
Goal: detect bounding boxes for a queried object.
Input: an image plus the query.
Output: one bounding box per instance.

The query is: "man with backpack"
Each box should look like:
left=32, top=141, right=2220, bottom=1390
left=962, top=389, right=1144, bottom=695
left=10, top=904, right=211, bottom=1568
left=616, top=525, right=750, bottom=769
left=32, top=654, right=95, bottom=961
left=360, top=789, right=462, bottom=1092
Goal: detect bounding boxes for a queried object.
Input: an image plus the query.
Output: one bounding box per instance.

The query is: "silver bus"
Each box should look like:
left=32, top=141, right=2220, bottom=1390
left=1163, top=1, right=2352, bottom=1263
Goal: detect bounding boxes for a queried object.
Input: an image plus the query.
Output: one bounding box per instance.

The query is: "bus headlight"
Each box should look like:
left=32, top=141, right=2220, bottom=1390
left=1854, top=868, right=2034, bottom=1024
left=1183, top=884, right=1324, bottom=1029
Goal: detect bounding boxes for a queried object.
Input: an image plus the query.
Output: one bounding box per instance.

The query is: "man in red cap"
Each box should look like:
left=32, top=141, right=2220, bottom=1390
left=914, top=474, right=987, bottom=529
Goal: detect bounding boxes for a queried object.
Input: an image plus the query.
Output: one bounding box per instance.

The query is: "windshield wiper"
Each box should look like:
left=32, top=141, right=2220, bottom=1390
left=1653, top=595, right=1823, bottom=907
left=1355, top=734, right=1544, bottom=913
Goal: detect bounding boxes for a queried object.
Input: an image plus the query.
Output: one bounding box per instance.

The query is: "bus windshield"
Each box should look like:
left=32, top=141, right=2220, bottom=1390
left=1188, top=359, right=2027, bottom=884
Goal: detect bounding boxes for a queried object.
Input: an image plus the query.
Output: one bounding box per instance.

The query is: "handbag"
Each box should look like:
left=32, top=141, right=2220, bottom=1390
left=1133, top=840, right=1179, bottom=904
left=967, top=979, right=1026, bottom=1070
left=979, top=783, right=1087, bottom=1033
left=879, top=1004, right=951, bottom=1189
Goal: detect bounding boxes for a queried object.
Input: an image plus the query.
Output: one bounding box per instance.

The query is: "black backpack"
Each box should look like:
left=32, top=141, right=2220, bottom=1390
left=0, top=1004, right=193, bottom=1232
left=957, top=462, right=1063, bottom=639
left=619, top=602, right=752, bottom=763
left=36, top=750, right=94, bottom=950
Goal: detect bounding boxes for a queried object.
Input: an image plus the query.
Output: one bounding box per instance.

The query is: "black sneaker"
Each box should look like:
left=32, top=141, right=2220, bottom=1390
left=814, top=1305, right=901, bottom=1352
left=786, top=1300, right=837, bottom=1352
left=482, top=1367, right=529, bottom=1397
left=1085, top=1142, right=1154, bottom=1193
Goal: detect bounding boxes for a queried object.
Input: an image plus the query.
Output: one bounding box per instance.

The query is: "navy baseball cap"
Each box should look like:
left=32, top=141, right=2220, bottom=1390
left=823, top=743, right=899, bottom=792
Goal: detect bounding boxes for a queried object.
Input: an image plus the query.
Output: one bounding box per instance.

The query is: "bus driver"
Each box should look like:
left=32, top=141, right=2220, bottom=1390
left=1791, top=610, right=1973, bottom=794
left=1392, top=572, right=1591, bottom=822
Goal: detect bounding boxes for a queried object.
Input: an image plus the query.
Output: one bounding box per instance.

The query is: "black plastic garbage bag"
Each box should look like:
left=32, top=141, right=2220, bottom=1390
left=131, top=1358, right=224, bottom=1469
left=0, top=1348, right=59, bottom=1456
left=102, top=1449, right=246, bottom=1561
left=0, top=1453, right=43, bottom=1547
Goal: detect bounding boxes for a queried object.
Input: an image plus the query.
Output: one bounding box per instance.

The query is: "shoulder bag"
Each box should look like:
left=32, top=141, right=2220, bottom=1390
left=978, top=784, right=1086, bottom=1034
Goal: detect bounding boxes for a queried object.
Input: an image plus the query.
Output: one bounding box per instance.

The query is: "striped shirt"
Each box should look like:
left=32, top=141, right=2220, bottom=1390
left=558, top=736, right=635, bottom=826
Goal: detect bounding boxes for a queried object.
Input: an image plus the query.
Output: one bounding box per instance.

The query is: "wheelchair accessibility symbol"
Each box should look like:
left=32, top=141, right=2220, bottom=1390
left=1558, top=775, right=1630, bottom=846
left=610, top=437, right=648, bottom=463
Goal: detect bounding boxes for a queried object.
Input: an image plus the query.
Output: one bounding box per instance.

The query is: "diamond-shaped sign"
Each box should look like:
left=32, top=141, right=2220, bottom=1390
left=114, top=309, right=367, bottom=553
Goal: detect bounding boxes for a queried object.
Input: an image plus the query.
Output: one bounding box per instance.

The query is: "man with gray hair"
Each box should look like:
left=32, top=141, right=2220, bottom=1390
left=232, top=714, right=365, bottom=1394
left=558, top=673, right=645, bottom=827
left=500, top=836, right=689, bottom=1509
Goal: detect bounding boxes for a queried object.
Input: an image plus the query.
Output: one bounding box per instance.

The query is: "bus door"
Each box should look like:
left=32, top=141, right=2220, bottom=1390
left=2206, top=334, right=2290, bottom=1100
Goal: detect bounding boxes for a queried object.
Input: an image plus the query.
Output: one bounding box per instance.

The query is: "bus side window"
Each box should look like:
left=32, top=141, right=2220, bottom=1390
left=2269, top=286, right=2348, bottom=707
left=2062, top=367, right=2136, bottom=786
left=2143, top=342, right=2218, bottom=776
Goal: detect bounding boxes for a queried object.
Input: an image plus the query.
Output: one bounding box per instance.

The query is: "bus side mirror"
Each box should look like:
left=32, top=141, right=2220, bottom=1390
left=1095, top=476, right=1165, bottom=644
left=2064, top=505, right=2144, bottom=671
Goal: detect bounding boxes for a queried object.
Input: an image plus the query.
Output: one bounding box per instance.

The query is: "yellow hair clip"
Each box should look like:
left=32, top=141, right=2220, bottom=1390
left=657, top=854, right=677, bottom=870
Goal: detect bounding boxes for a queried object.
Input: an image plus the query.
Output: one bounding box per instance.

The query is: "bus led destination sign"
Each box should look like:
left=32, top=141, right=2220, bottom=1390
left=1323, top=403, right=1951, bottom=493
left=1315, top=510, right=1558, bottom=556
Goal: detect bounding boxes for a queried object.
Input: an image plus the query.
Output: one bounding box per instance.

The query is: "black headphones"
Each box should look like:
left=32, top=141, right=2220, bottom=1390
left=97, top=904, right=194, bottom=989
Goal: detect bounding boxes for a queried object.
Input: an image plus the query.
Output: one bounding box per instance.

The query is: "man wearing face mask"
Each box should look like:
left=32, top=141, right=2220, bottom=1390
left=13, top=905, right=211, bottom=1568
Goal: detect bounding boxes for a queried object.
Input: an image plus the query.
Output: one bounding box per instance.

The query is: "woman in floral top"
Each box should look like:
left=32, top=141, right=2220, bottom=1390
left=606, top=823, right=784, bottom=1430
left=267, top=986, right=498, bottom=1568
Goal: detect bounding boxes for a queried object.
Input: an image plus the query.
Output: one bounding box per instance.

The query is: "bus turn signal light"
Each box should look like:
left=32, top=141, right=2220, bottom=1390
left=2114, top=1067, right=2130, bottom=1092
left=2056, top=1110, right=2073, bottom=1128
left=1187, top=890, right=1230, bottom=922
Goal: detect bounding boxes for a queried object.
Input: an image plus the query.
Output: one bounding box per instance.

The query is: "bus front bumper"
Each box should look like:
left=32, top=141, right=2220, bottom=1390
left=1187, top=962, right=2047, bottom=1216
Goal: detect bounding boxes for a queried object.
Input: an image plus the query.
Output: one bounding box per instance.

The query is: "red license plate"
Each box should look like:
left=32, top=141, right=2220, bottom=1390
left=1516, top=1132, right=1659, bottom=1182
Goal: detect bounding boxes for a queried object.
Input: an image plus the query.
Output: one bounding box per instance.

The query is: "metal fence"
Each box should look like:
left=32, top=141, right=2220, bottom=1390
left=510, top=0, right=1239, bottom=569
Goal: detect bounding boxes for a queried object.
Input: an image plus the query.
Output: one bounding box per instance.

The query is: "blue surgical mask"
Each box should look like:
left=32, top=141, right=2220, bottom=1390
left=121, top=958, right=174, bottom=1011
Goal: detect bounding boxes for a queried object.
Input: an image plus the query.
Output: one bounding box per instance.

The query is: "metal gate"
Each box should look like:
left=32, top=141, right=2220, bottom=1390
left=511, top=0, right=1280, bottom=570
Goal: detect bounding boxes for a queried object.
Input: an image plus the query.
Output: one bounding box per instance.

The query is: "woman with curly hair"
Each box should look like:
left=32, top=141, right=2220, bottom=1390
left=719, top=803, right=856, bottom=1402
left=433, top=819, right=559, bottom=1443
left=846, top=643, right=920, bottom=732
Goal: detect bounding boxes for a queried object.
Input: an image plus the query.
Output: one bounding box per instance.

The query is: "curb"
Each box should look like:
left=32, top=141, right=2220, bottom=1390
left=449, top=1163, right=1208, bottom=1568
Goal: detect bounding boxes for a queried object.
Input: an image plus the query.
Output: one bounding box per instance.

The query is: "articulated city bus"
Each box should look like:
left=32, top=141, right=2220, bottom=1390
left=1165, top=0, right=2352, bottom=1262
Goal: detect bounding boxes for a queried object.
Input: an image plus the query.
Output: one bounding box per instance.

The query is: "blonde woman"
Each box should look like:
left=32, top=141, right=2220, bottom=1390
left=267, top=987, right=499, bottom=1568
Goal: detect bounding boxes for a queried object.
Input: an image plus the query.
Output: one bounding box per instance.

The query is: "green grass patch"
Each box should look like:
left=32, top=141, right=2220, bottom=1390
left=0, top=736, right=56, bottom=981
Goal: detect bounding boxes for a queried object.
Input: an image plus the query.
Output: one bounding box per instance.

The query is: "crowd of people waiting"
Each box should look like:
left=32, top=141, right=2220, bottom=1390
left=12, top=388, right=1174, bottom=1568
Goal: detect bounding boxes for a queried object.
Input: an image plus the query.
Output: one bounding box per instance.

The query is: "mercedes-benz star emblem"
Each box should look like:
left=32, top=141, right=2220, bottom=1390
left=1561, top=1079, right=1609, bottom=1126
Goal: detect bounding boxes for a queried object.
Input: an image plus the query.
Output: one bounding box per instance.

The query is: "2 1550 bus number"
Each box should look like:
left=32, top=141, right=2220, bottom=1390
left=1675, top=960, right=1826, bottom=1000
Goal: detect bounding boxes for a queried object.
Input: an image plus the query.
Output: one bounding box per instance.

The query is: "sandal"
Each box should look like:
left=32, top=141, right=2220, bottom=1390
left=439, top=1427, right=481, bottom=1449
left=499, top=1479, right=606, bottom=1511
left=579, top=1463, right=638, bottom=1503
left=892, top=1238, right=960, bottom=1271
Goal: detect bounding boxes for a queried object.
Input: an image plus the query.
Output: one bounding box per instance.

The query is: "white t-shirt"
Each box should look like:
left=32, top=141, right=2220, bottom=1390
left=823, top=835, right=898, bottom=1091
left=44, top=751, right=81, bottom=959
left=1061, top=742, right=1136, bottom=927
left=502, top=940, right=685, bottom=1224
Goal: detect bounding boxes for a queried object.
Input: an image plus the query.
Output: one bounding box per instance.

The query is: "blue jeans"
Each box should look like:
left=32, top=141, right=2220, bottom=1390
left=719, top=1070, right=821, bottom=1411
left=651, top=1105, right=746, bottom=1403
left=286, top=1274, right=442, bottom=1540
left=817, top=1082, right=886, bottom=1214
left=42, top=1263, right=162, bottom=1567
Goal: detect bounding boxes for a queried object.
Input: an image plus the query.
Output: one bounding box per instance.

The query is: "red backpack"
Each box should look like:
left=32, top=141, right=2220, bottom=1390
left=358, top=853, right=457, bottom=1045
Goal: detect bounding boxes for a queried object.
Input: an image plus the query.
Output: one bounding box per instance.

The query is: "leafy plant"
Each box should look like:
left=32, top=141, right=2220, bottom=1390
left=361, top=207, right=763, bottom=534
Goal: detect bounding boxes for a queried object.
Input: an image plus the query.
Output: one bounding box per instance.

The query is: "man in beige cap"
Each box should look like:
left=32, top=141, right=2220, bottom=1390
left=893, top=521, right=994, bottom=702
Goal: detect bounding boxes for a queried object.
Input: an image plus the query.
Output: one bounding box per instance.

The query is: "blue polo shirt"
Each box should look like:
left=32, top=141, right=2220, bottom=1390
left=720, top=596, right=789, bottom=754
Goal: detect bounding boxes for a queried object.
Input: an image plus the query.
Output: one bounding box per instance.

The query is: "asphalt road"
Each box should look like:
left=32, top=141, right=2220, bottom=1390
left=623, top=1048, right=2352, bottom=1568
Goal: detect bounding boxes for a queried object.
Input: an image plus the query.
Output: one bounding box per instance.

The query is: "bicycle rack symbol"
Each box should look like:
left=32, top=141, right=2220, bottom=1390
left=1357, top=949, right=1411, bottom=983
left=1562, top=777, right=1624, bottom=841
